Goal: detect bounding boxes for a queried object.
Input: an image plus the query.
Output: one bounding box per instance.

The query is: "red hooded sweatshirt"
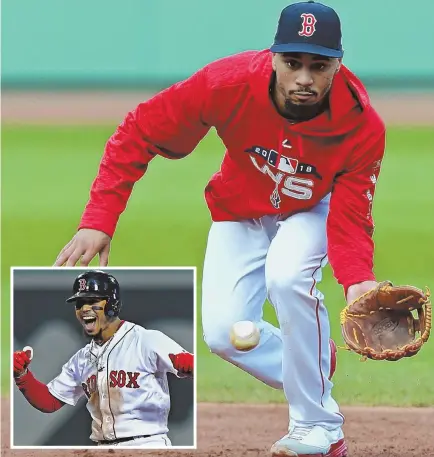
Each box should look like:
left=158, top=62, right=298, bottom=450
left=79, top=50, right=386, bottom=293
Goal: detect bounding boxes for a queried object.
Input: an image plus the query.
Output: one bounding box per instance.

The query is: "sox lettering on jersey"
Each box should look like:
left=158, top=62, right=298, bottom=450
left=81, top=371, right=140, bottom=397
left=110, top=370, right=140, bottom=388
left=298, top=13, right=317, bottom=37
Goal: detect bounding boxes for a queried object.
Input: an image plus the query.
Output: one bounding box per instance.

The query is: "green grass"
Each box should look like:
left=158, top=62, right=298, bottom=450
left=2, top=125, right=434, bottom=406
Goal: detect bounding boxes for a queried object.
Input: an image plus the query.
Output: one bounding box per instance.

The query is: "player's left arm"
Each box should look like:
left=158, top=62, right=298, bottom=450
left=147, top=331, right=194, bottom=378
left=327, top=117, right=386, bottom=300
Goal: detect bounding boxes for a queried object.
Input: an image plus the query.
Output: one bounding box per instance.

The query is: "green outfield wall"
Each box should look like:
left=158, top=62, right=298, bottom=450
left=2, top=0, right=433, bottom=88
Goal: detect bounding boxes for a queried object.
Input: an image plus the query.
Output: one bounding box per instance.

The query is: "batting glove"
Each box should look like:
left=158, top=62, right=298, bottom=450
left=169, top=352, right=194, bottom=376
left=13, top=350, right=31, bottom=378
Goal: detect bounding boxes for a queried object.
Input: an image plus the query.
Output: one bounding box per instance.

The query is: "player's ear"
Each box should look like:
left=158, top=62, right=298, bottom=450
left=272, top=53, right=278, bottom=72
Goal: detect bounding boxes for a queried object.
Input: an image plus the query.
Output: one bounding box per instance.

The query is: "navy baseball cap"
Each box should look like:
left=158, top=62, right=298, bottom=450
left=270, top=1, right=343, bottom=58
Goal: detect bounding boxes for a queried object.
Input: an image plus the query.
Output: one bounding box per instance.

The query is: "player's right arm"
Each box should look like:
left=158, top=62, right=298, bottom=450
left=13, top=350, right=64, bottom=413
left=54, top=67, right=212, bottom=267
left=13, top=348, right=85, bottom=413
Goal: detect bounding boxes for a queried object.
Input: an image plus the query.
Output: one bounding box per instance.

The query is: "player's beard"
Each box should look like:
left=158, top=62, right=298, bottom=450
left=81, top=318, right=103, bottom=342
left=82, top=327, right=102, bottom=343
left=83, top=316, right=117, bottom=344
left=283, top=94, right=329, bottom=122
left=270, top=71, right=334, bottom=123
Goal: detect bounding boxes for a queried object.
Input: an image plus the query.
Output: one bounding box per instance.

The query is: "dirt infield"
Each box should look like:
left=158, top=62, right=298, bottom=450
left=2, top=398, right=433, bottom=457
left=2, top=91, right=434, bottom=125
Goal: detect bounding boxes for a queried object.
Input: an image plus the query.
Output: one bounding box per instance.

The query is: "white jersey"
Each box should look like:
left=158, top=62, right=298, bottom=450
left=46, top=321, right=187, bottom=442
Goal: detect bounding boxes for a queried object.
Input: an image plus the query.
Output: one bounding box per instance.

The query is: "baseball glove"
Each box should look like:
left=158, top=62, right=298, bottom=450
left=340, top=281, right=431, bottom=361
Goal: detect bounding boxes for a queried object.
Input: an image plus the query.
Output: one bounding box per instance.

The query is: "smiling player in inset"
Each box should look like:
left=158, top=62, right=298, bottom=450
left=13, top=270, right=194, bottom=448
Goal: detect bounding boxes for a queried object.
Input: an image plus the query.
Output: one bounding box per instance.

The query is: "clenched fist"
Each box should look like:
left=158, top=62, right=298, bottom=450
left=13, top=350, right=31, bottom=378
left=169, top=352, right=194, bottom=376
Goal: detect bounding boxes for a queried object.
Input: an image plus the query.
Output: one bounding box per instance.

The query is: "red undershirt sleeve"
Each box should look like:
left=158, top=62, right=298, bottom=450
left=14, top=371, right=65, bottom=413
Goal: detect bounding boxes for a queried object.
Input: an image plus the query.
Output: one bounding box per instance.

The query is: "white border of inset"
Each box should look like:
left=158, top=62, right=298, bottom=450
left=10, top=266, right=198, bottom=450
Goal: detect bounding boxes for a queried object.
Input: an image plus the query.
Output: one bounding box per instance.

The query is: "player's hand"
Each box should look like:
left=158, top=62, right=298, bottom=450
left=169, top=353, right=194, bottom=376
left=13, top=349, right=32, bottom=378
left=346, top=280, right=379, bottom=304
left=54, top=229, right=111, bottom=267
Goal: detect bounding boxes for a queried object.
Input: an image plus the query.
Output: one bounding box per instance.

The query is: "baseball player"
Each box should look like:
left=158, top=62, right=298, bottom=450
left=13, top=270, right=194, bottom=448
left=52, top=1, right=417, bottom=456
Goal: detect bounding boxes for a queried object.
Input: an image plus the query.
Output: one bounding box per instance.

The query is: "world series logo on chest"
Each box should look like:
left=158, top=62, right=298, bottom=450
left=244, top=140, right=323, bottom=209
left=245, top=144, right=321, bottom=179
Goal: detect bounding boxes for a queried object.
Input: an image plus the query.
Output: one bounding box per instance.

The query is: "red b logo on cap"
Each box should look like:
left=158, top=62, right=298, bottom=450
left=298, top=13, right=317, bottom=37
left=78, top=278, right=87, bottom=291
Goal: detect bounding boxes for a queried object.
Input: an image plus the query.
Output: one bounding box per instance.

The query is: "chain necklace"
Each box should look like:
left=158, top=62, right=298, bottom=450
left=88, top=335, right=115, bottom=372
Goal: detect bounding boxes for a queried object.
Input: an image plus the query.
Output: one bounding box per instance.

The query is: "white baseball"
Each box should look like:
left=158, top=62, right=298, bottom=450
left=23, top=346, right=33, bottom=360
left=229, top=321, right=260, bottom=351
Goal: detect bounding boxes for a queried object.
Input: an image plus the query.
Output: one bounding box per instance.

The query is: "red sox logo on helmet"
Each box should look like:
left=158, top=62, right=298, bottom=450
left=78, top=278, right=87, bottom=291
left=298, top=13, right=317, bottom=37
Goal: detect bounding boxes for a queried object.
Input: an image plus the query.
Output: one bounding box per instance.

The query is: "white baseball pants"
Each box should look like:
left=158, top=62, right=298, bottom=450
left=202, top=194, right=344, bottom=429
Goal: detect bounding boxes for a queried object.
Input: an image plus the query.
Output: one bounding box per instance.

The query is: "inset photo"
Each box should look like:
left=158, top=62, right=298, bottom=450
left=11, top=267, right=196, bottom=450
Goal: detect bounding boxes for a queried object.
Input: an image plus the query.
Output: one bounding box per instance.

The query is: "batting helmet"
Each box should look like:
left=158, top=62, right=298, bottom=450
left=66, top=270, right=122, bottom=317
